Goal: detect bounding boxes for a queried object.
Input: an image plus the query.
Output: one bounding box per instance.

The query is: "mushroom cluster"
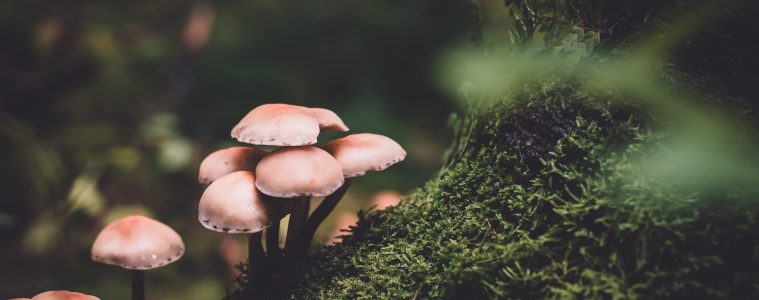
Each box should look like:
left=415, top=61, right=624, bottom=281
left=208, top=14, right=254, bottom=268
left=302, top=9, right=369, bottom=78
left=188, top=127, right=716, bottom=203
left=10, top=103, right=403, bottom=299
left=197, top=103, right=406, bottom=295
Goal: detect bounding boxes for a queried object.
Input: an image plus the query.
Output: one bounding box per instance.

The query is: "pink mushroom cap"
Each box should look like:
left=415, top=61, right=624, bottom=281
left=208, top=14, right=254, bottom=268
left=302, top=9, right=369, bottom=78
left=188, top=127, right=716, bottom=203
left=321, top=133, right=406, bottom=178
left=198, top=171, right=288, bottom=233
left=91, top=215, right=184, bottom=270
left=231, top=103, right=348, bottom=147
left=198, top=146, right=266, bottom=185
left=255, top=146, right=344, bottom=198
left=30, top=290, right=99, bottom=300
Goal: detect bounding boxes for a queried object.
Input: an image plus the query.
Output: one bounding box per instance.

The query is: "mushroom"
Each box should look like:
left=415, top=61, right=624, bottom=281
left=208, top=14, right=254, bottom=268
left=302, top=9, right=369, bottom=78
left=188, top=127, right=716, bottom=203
left=29, top=290, right=99, bottom=300
left=91, top=215, right=184, bottom=300
left=198, top=171, right=289, bottom=295
left=370, top=190, right=402, bottom=211
left=198, top=146, right=279, bottom=256
left=218, top=236, right=244, bottom=284
left=254, top=146, right=344, bottom=262
left=199, top=171, right=288, bottom=234
left=303, top=133, right=406, bottom=252
left=198, top=146, right=266, bottom=185
left=231, top=103, right=348, bottom=151
left=322, top=211, right=359, bottom=246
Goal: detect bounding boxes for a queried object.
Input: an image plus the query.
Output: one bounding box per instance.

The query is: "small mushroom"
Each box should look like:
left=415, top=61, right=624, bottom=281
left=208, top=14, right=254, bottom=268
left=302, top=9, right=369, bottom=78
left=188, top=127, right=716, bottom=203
left=303, top=133, right=406, bottom=252
left=322, top=133, right=407, bottom=178
left=198, top=171, right=289, bottom=295
left=322, top=210, right=359, bottom=246
left=91, top=215, right=184, bottom=300
left=231, top=103, right=348, bottom=149
left=255, top=146, right=344, bottom=198
left=198, top=146, right=266, bottom=185
left=218, top=236, right=244, bottom=284
left=29, top=290, right=99, bottom=300
left=370, top=190, right=402, bottom=211
left=254, top=146, right=344, bottom=261
left=199, top=171, right=288, bottom=234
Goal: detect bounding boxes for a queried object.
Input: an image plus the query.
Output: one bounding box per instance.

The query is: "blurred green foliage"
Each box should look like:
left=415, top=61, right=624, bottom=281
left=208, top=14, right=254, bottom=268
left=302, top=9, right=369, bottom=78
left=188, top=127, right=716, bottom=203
left=0, top=0, right=478, bottom=298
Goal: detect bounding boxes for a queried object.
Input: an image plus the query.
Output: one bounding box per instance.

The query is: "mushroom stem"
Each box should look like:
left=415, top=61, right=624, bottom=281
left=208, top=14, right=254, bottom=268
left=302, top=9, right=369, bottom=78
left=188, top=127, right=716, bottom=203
left=302, top=178, right=352, bottom=254
left=283, top=197, right=310, bottom=263
left=131, top=270, right=145, bottom=300
left=265, top=222, right=281, bottom=257
left=248, top=231, right=265, bottom=296
left=264, top=221, right=283, bottom=299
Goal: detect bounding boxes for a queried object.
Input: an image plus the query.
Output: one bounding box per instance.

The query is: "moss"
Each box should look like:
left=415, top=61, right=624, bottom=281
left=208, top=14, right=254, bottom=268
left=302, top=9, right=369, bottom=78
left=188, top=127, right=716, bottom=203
left=223, top=72, right=759, bottom=299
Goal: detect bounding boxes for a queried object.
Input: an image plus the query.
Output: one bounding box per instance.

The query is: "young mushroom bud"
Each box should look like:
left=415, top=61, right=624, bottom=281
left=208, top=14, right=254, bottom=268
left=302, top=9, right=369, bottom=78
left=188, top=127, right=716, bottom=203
left=370, top=190, right=402, bottom=211
left=91, top=215, right=184, bottom=300
left=231, top=103, right=348, bottom=150
left=198, top=146, right=266, bottom=185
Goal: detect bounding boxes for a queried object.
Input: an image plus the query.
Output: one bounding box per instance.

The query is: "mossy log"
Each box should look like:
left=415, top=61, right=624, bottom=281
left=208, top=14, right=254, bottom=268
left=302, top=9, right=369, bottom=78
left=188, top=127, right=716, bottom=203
left=287, top=80, right=758, bottom=299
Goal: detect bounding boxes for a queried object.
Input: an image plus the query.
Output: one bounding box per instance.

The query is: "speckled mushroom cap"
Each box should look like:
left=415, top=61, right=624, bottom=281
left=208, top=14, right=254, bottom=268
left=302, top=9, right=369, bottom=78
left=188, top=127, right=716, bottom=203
left=91, top=215, right=184, bottom=270
left=198, top=171, right=288, bottom=233
left=31, top=291, right=100, bottom=300
left=198, top=146, right=265, bottom=185
left=321, top=133, right=406, bottom=178
left=231, top=103, right=348, bottom=146
left=255, top=146, right=344, bottom=198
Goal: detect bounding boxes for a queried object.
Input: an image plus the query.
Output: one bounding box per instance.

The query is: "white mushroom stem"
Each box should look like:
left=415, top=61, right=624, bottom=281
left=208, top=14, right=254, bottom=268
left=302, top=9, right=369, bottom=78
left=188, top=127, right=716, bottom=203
left=301, top=178, right=353, bottom=255
left=284, top=197, right=311, bottom=263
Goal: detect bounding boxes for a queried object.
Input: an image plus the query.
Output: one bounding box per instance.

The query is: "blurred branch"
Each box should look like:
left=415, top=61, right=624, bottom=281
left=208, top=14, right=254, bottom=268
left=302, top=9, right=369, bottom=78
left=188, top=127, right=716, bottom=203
left=163, top=2, right=216, bottom=108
